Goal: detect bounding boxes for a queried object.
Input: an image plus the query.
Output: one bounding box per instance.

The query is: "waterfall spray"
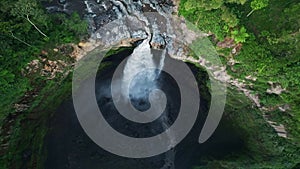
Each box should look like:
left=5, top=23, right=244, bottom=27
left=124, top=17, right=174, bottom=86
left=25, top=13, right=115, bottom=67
left=121, top=39, right=165, bottom=100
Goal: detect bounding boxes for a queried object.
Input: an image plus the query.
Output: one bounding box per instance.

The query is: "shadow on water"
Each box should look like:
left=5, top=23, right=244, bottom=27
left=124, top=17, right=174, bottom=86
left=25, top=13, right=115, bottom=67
left=44, top=48, right=245, bottom=169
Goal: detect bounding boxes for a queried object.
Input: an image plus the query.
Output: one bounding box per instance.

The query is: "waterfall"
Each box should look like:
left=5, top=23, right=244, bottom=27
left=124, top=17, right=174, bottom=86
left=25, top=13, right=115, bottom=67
left=121, top=39, right=164, bottom=100
left=121, top=39, right=174, bottom=169
left=84, top=1, right=96, bottom=17
left=158, top=49, right=166, bottom=75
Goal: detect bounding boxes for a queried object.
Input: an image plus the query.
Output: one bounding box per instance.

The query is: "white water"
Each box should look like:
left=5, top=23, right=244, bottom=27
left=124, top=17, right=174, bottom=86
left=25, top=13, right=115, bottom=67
left=84, top=1, right=96, bottom=17
left=121, top=40, right=175, bottom=169
left=121, top=39, right=164, bottom=99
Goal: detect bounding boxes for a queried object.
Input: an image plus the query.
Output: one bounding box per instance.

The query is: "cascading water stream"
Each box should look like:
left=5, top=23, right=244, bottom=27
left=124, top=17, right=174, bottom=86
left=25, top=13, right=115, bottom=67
left=121, top=39, right=159, bottom=99
left=120, top=39, right=174, bottom=169
left=44, top=1, right=178, bottom=168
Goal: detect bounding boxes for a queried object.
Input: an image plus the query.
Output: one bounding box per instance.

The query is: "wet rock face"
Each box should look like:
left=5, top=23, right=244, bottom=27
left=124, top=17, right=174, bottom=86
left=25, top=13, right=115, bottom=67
left=43, top=0, right=204, bottom=54
left=43, top=0, right=176, bottom=49
left=88, top=0, right=175, bottom=50
left=151, top=34, right=166, bottom=49
left=58, top=0, right=66, bottom=4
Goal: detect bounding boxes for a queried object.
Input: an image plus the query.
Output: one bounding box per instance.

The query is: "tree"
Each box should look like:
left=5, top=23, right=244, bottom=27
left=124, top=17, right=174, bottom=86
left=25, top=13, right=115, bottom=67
left=200, top=0, right=224, bottom=10
left=0, top=21, right=32, bottom=47
left=184, top=0, right=198, bottom=10
left=226, top=0, right=247, bottom=5
left=11, top=0, right=48, bottom=38
left=284, top=2, right=300, bottom=31
left=221, top=7, right=239, bottom=28
left=61, top=13, right=88, bottom=37
left=184, top=0, right=224, bottom=10
left=247, top=0, right=269, bottom=17
left=231, top=27, right=249, bottom=43
left=183, top=0, right=244, bottom=41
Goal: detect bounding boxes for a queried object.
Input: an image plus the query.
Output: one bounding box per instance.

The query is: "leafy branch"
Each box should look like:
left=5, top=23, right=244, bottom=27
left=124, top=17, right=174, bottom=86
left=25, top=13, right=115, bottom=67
left=247, top=0, right=269, bottom=17
left=11, top=0, right=48, bottom=38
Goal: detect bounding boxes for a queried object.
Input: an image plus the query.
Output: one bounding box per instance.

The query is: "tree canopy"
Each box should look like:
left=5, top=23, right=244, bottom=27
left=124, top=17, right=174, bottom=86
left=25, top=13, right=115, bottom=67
left=247, top=0, right=269, bottom=17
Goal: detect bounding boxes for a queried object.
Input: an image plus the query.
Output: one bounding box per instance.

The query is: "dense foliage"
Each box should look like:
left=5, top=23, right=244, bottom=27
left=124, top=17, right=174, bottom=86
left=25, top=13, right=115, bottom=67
left=0, top=0, right=299, bottom=168
left=0, top=0, right=87, bottom=121
left=180, top=0, right=300, bottom=168
left=0, top=0, right=88, bottom=168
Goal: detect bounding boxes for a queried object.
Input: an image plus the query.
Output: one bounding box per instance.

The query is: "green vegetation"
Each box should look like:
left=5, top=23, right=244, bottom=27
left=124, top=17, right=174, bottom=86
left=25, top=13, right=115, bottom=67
left=181, top=0, right=248, bottom=41
left=0, top=0, right=88, bottom=168
left=193, top=86, right=300, bottom=169
left=1, top=0, right=299, bottom=168
left=2, top=75, right=73, bottom=169
left=247, top=0, right=269, bottom=17
left=0, top=0, right=87, bottom=121
left=180, top=0, right=300, bottom=168
left=11, top=0, right=49, bottom=38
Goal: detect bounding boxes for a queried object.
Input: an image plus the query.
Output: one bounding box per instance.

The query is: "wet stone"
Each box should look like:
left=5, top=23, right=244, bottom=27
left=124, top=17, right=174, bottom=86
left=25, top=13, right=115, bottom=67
left=131, top=30, right=148, bottom=39
left=58, top=0, right=66, bottom=4
left=151, top=34, right=166, bottom=49
left=93, top=10, right=118, bottom=28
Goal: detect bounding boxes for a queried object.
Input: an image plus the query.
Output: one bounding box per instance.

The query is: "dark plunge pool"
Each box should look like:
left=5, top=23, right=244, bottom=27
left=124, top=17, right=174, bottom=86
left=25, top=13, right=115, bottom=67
left=44, top=48, right=244, bottom=169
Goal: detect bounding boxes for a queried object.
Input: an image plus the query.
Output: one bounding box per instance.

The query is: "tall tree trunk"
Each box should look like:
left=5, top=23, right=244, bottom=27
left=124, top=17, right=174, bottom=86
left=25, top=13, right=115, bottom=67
left=247, top=9, right=255, bottom=17
left=10, top=31, right=32, bottom=47
left=26, top=15, right=48, bottom=38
